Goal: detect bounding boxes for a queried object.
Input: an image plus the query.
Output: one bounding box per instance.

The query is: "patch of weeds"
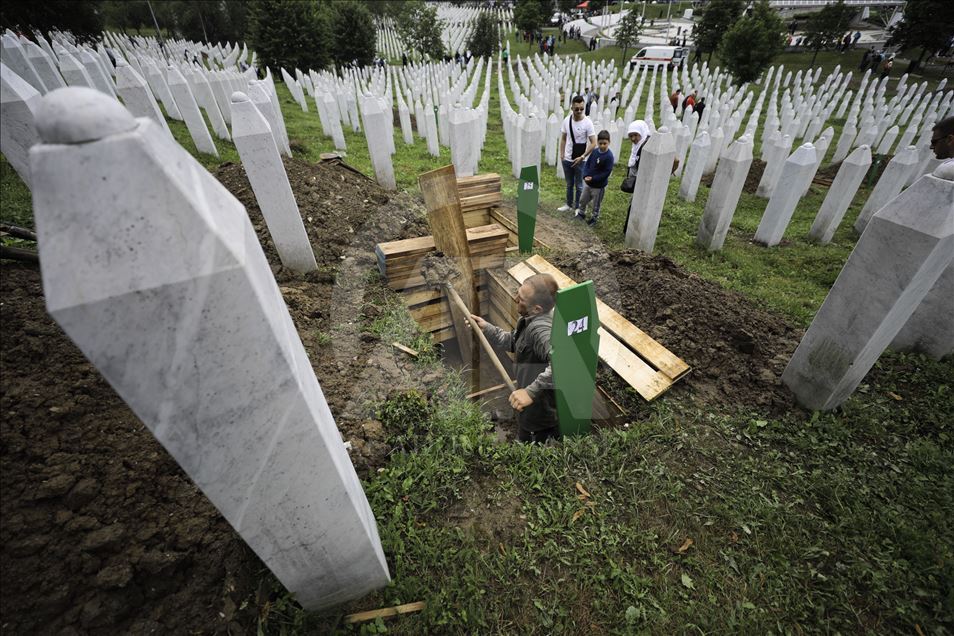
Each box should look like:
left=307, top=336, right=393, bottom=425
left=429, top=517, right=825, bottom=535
left=376, top=389, right=433, bottom=451
left=315, top=331, right=332, bottom=347
left=367, top=303, right=438, bottom=364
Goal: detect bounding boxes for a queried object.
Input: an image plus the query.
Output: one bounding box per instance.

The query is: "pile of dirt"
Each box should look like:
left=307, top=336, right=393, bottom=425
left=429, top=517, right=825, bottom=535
left=551, top=248, right=804, bottom=415
left=700, top=158, right=766, bottom=194
left=0, top=156, right=440, bottom=634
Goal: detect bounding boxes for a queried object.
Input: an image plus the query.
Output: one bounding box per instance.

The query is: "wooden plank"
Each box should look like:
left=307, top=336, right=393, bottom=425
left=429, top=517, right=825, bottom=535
left=392, top=342, right=419, bottom=358
left=467, top=384, right=507, bottom=400
left=343, top=601, right=426, bottom=625
left=387, top=255, right=505, bottom=290
left=419, top=165, right=477, bottom=389
left=508, top=260, right=673, bottom=401
left=524, top=255, right=690, bottom=380
left=409, top=290, right=488, bottom=322
left=383, top=239, right=507, bottom=274
left=402, top=283, right=487, bottom=309
left=376, top=225, right=508, bottom=260
left=490, top=208, right=552, bottom=251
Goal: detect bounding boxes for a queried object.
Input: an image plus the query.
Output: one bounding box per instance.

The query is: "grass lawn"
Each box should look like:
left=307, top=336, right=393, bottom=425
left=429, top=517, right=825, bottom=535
left=1, top=44, right=951, bottom=634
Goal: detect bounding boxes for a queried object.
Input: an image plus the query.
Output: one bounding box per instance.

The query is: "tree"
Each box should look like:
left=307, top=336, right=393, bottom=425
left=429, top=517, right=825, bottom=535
left=803, top=0, right=853, bottom=66
left=889, top=0, right=954, bottom=74
left=248, top=0, right=331, bottom=72
left=557, top=0, right=576, bottom=16
left=330, top=1, right=376, bottom=67
left=614, top=9, right=641, bottom=66
left=694, top=0, right=745, bottom=63
left=719, top=0, right=785, bottom=84
left=0, top=0, right=105, bottom=43
left=513, top=0, right=543, bottom=50
left=467, top=12, right=499, bottom=58
left=396, top=1, right=445, bottom=61
left=365, top=0, right=404, bottom=20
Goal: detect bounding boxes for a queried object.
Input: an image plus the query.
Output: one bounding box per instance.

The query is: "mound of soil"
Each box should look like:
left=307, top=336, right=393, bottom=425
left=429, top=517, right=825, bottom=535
left=551, top=248, right=803, bottom=415
left=0, top=156, right=439, bottom=634
left=701, top=158, right=766, bottom=194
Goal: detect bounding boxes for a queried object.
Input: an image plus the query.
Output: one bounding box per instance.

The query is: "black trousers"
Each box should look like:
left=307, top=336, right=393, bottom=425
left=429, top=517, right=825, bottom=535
left=518, top=425, right=561, bottom=444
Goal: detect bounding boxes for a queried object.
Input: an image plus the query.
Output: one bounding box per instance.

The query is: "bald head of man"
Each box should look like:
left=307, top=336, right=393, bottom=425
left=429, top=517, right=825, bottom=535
left=516, top=273, right=558, bottom=317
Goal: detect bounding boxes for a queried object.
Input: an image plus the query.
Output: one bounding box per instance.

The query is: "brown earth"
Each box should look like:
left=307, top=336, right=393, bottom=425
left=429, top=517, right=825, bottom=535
left=1, top=153, right=806, bottom=634
left=701, top=158, right=767, bottom=194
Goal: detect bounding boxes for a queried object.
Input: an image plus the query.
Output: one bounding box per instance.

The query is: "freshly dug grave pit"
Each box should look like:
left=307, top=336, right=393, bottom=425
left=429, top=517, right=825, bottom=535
left=547, top=248, right=804, bottom=416
left=0, top=156, right=440, bottom=634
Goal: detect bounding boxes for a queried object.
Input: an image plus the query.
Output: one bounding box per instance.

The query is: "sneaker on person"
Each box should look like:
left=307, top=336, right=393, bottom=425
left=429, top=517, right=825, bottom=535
left=587, top=216, right=599, bottom=226
left=574, top=209, right=586, bottom=220
left=557, top=204, right=571, bottom=212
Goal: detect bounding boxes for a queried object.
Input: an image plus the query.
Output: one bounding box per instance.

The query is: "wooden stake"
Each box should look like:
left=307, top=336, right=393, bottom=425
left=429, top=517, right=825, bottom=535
left=343, top=601, right=426, bottom=624
left=391, top=342, right=419, bottom=358
left=466, top=384, right=507, bottom=400
left=444, top=284, right=517, bottom=394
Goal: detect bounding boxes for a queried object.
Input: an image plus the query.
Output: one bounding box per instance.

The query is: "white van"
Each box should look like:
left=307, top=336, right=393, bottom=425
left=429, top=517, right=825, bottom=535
left=629, top=46, right=689, bottom=70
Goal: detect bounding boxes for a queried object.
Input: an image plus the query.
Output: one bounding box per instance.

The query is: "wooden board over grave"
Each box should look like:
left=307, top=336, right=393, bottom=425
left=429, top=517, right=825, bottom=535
left=489, top=256, right=690, bottom=401
left=419, top=165, right=479, bottom=383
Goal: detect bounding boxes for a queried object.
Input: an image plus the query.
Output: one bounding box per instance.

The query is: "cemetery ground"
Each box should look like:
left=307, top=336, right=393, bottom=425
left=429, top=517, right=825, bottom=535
left=1, top=53, right=952, bottom=635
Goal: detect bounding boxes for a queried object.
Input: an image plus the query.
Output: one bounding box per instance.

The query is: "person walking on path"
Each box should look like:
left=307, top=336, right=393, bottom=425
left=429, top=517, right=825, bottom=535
left=470, top=274, right=560, bottom=444
left=575, top=129, right=615, bottom=225
left=558, top=95, right=597, bottom=212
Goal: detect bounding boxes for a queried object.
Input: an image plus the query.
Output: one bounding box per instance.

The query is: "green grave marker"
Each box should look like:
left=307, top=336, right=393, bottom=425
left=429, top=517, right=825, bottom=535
left=517, top=164, right=539, bottom=253
left=550, top=280, right=600, bottom=437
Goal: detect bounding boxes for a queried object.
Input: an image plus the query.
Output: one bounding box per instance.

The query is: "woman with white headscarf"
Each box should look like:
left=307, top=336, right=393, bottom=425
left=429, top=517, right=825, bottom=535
left=626, top=120, right=651, bottom=180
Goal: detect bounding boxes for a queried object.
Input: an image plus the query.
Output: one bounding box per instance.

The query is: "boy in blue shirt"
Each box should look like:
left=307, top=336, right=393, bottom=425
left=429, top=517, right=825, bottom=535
left=575, top=130, right=615, bottom=226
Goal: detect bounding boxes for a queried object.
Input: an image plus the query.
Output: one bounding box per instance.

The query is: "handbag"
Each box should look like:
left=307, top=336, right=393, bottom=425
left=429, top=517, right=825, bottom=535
left=568, top=116, right=587, bottom=159
left=620, top=173, right=636, bottom=193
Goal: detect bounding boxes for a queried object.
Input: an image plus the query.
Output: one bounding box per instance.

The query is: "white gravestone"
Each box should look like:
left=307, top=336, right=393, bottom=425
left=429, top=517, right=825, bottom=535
left=114, top=61, right=172, bottom=138
left=678, top=130, right=710, bottom=202
left=24, top=41, right=65, bottom=92
left=30, top=87, right=390, bottom=610
left=625, top=128, right=676, bottom=252
left=231, top=92, right=317, bottom=273
left=1, top=35, right=46, bottom=94
left=890, top=261, right=954, bottom=360
left=58, top=52, right=95, bottom=89
left=167, top=66, right=218, bottom=156
left=0, top=62, right=41, bottom=188
left=754, top=143, right=817, bottom=247
left=782, top=170, right=954, bottom=410
left=808, top=145, right=872, bottom=244
left=361, top=96, right=397, bottom=190
left=697, top=135, right=754, bottom=251
left=854, top=145, right=919, bottom=234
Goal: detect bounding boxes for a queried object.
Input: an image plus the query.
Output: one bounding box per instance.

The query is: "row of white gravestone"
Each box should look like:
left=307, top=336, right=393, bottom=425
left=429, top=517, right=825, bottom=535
left=28, top=86, right=389, bottom=611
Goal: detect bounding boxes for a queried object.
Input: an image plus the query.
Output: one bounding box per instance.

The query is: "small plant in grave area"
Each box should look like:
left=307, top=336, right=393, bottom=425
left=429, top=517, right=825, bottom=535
left=315, top=330, right=332, bottom=347
left=367, top=303, right=438, bottom=363
left=376, top=389, right=433, bottom=451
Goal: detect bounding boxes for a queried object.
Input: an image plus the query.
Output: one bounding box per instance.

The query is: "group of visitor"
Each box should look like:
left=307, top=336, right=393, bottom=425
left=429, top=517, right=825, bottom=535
left=859, top=48, right=895, bottom=77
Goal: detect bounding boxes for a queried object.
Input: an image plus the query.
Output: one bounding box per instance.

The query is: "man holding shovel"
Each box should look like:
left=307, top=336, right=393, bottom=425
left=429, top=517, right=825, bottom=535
left=471, top=274, right=560, bottom=444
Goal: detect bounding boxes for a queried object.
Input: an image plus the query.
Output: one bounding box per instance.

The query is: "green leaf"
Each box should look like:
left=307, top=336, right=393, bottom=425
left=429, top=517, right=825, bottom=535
left=681, top=573, right=695, bottom=590
left=625, top=605, right=639, bottom=622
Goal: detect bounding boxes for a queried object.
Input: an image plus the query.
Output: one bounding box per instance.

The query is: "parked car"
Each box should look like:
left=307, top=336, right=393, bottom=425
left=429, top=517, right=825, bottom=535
left=630, top=45, right=689, bottom=70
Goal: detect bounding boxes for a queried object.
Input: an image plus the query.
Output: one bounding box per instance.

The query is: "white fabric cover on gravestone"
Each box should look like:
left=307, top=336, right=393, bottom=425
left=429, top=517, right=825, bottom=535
left=29, top=87, right=390, bottom=610
left=0, top=62, right=41, bottom=188
left=231, top=92, right=317, bottom=273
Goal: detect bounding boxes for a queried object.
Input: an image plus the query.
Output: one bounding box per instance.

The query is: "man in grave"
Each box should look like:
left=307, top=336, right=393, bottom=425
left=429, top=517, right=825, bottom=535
left=471, top=274, right=560, bottom=444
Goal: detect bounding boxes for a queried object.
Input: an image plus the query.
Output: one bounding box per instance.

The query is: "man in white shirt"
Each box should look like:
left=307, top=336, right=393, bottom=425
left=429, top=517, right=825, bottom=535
left=558, top=95, right=597, bottom=213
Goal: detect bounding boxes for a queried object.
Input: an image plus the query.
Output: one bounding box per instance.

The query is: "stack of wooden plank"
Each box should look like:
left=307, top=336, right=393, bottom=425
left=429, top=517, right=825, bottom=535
left=486, top=255, right=691, bottom=401
left=457, top=174, right=502, bottom=228
left=374, top=224, right=509, bottom=342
